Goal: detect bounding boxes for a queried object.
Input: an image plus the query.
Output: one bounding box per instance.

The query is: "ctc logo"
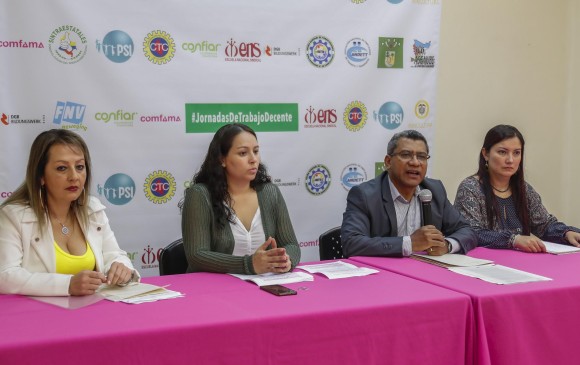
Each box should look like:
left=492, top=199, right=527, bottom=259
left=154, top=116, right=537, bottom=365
left=150, top=178, right=171, bottom=197
left=150, top=38, right=169, bottom=57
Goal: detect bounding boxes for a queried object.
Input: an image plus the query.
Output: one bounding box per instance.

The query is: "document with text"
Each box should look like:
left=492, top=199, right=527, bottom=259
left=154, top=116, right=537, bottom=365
left=98, top=283, right=184, bottom=304
left=297, top=260, right=379, bottom=279
left=229, top=271, right=314, bottom=286
left=411, top=253, right=493, bottom=268
left=542, top=241, right=580, bottom=255
left=448, top=264, right=552, bottom=284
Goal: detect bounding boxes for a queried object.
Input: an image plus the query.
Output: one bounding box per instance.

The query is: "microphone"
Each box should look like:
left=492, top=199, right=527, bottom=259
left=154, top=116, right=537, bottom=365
left=418, top=189, right=433, bottom=226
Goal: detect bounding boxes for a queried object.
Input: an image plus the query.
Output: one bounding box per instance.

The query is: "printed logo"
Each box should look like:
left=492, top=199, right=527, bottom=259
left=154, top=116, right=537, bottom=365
left=304, top=106, right=337, bottom=128
left=343, top=101, right=368, bottom=132
left=264, top=44, right=300, bottom=57
left=98, top=173, right=135, bottom=205
left=0, top=39, right=44, bottom=49
left=341, top=164, right=367, bottom=191
left=141, top=245, right=162, bottom=270
left=273, top=177, right=301, bottom=188
left=306, top=36, right=334, bottom=67
left=53, top=101, right=87, bottom=131
left=413, top=0, right=440, bottom=4
left=387, top=0, right=405, bottom=3
left=378, top=37, right=404, bottom=68
left=409, top=99, right=433, bottom=129
left=186, top=103, right=299, bottom=133
left=140, top=114, right=182, bottom=123
left=182, top=40, right=221, bottom=58
left=375, top=162, right=385, bottom=177
left=305, top=164, right=331, bottom=195
left=143, top=30, right=176, bottom=65
left=96, top=30, right=134, bottom=63
left=224, top=38, right=261, bottom=62
left=95, top=110, right=137, bottom=127
left=143, top=170, right=176, bottom=204
left=414, top=100, right=429, bottom=119
left=374, top=101, right=404, bottom=130
left=48, top=25, right=88, bottom=64
left=351, top=0, right=367, bottom=3
left=411, top=39, right=435, bottom=68
left=0, top=191, right=12, bottom=199
left=1, top=113, right=45, bottom=125
left=345, top=38, right=370, bottom=67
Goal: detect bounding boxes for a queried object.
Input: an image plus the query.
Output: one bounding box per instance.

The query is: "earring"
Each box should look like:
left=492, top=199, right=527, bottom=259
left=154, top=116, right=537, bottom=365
left=485, top=160, right=489, bottom=169
left=39, top=185, right=45, bottom=209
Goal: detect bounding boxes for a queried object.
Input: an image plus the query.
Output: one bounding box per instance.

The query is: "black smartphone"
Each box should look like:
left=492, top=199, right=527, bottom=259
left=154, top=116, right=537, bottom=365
left=260, top=284, right=297, bottom=296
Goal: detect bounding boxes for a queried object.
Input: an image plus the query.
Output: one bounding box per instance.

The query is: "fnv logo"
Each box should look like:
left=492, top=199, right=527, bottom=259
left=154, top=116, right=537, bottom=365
left=53, top=101, right=87, bottom=131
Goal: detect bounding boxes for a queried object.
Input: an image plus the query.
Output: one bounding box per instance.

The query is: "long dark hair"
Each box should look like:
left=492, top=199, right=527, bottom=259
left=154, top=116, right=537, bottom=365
left=180, top=123, right=271, bottom=227
left=1, top=129, right=92, bottom=233
left=477, top=124, right=529, bottom=234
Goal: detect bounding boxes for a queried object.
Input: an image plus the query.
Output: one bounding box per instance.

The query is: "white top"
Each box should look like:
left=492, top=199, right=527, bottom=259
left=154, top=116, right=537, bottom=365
left=230, top=207, right=265, bottom=256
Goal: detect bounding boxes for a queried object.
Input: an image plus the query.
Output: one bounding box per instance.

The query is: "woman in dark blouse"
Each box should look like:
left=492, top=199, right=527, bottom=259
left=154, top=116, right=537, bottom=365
left=454, top=125, right=580, bottom=252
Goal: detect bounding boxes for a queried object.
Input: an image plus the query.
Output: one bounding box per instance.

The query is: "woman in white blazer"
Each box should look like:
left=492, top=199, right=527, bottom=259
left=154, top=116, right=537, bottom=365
left=0, top=129, right=138, bottom=296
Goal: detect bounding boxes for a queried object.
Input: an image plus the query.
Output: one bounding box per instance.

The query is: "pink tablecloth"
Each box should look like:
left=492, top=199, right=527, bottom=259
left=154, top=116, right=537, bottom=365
left=0, top=260, right=472, bottom=365
left=352, top=248, right=580, bottom=365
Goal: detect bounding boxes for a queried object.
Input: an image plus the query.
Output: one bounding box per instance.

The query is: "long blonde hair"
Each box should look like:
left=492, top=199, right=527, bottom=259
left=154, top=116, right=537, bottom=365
left=1, top=129, right=92, bottom=233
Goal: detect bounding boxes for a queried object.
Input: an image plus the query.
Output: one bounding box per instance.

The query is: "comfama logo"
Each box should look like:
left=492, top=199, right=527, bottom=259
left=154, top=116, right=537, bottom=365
left=53, top=101, right=87, bottom=131
left=0, top=39, right=44, bottom=48
left=98, top=173, right=135, bottom=205
left=143, top=170, right=176, bottom=204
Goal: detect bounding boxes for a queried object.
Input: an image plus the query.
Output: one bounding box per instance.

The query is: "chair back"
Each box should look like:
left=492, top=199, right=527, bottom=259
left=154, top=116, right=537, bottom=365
left=318, top=226, right=343, bottom=260
left=159, top=238, right=188, bottom=276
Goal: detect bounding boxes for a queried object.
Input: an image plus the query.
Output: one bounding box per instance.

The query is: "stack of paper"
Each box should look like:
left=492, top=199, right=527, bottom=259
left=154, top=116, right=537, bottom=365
left=410, top=253, right=493, bottom=268
left=98, top=283, right=184, bottom=304
left=448, top=264, right=552, bottom=285
left=229, top=271, right=314, bottom=286
left=297, top=261, right=379, bottom=279
left=543, top=241, right=580, bottom=255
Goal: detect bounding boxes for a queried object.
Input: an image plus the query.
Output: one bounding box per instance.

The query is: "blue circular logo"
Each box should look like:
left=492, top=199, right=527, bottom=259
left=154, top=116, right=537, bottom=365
left=305, top=164, right=331, bottom=195
left=376, top=101, right=404, bottom=130
left=341, top=164, right=367, bottom=191
left=101, top=30, right=133, bottom=63
left=101, top=173, right=135, bottom=205
left=387, top=0, right=404, bottom=4
left=307, top=36, right=335, bottom=67
left=345, top=38, right=370, bottom=67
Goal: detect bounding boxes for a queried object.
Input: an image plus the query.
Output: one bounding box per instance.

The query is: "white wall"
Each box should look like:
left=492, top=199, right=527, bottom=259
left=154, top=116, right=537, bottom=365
left=434, top=0, right=578, bottom=226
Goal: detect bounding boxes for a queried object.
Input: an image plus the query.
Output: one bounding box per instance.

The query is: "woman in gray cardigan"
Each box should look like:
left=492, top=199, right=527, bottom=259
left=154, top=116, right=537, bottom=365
left=180, top=123, right=300, bottom=274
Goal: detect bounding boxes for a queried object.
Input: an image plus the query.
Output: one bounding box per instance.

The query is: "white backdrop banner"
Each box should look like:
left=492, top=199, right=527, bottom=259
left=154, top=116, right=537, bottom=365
left=0, top=0, right=441, bottom=276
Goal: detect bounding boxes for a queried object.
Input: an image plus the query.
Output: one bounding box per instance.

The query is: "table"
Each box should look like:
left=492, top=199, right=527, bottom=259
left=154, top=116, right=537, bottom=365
left=0, top=260, right=472, bottom=365
left=351, top=248, right=580, bottom=365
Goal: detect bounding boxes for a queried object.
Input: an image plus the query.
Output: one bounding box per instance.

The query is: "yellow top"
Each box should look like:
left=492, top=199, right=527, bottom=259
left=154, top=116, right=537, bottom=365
left=54, top=241, right=96, bottom=275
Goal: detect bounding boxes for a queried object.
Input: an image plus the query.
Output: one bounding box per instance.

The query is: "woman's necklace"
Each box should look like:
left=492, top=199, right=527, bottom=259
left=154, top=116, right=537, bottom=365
left=491, top=184, right=510, bottom=193
left=52, top=212, right=72, bottom=236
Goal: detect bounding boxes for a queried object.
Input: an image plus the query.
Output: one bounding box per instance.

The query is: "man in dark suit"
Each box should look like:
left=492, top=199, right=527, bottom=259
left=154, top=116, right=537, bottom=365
left=341, top=130, right=476, bottom=257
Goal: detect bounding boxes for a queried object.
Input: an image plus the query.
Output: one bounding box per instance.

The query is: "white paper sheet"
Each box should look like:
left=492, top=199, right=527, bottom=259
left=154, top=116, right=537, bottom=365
left=411, top=253, right=493, bottom=267
left=229, top=271, right=313, bottom=286
left=542, top=241, right=580, bottom=255
left=297, top=260, right=379, bottom=279
left=97, top=282, right=184, bottom=303
left=448, top=264, right=552, bottom=284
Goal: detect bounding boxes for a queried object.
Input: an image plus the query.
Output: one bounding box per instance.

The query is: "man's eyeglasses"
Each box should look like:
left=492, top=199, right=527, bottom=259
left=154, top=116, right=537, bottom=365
left=390, top=151, right=430, bottom=163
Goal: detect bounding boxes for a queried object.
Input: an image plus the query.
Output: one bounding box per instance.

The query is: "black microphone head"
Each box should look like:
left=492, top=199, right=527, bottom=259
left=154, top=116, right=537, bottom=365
left=418, top=189, right=432, bottom=203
